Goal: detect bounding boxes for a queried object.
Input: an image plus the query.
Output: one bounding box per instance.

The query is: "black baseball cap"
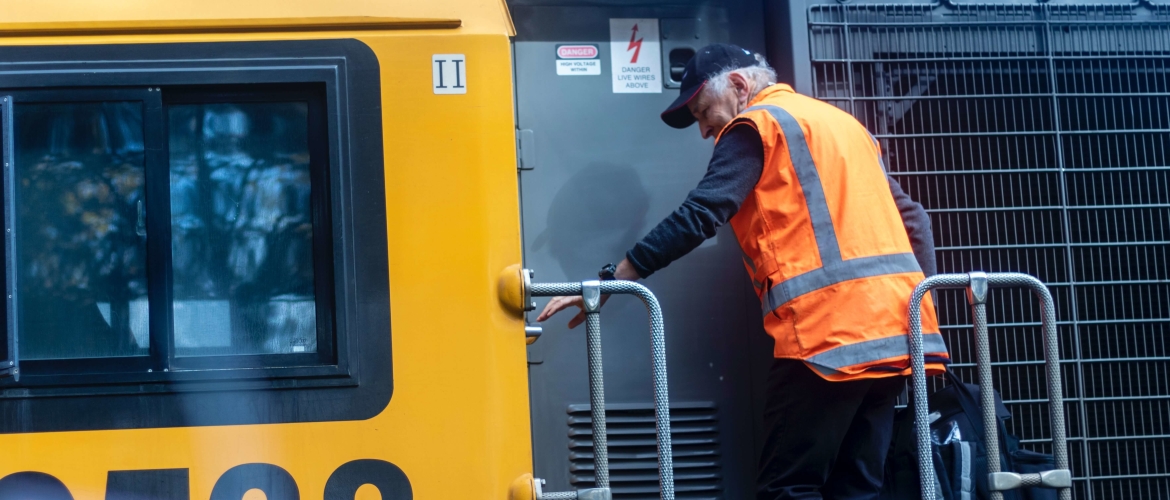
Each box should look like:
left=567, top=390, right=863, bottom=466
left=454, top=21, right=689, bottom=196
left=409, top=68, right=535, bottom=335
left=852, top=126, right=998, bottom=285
left=661, top=43, right=761, bottom=129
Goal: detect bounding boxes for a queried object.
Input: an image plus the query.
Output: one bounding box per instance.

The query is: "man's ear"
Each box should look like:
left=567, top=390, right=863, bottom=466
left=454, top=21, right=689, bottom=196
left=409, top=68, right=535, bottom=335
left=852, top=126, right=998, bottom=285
left=728, top=71, right=751, bottom=104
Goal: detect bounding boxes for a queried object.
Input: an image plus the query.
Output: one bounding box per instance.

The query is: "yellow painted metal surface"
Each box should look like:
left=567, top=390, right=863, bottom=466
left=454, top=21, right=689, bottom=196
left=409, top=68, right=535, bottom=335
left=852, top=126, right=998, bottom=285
left=0, top=17, right=463, bottom=37
left=0, top=0, right=529, bottom=498
left=0, top=0, right=514, bottom=36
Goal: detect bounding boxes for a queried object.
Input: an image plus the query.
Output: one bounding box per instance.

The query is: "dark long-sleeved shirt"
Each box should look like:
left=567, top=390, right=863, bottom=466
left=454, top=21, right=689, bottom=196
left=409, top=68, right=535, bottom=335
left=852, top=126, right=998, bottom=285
left=625, top=124, right=937, bottom=279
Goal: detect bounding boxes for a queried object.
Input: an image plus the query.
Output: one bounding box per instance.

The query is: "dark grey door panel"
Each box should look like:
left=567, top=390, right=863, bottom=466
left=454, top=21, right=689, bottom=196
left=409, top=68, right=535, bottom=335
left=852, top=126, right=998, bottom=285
left=511, top=2, right=770, bottom=498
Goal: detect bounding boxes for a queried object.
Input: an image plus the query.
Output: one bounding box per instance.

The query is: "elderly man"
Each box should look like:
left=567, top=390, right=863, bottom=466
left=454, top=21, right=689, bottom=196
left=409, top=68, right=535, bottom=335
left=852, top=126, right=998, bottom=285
left=538, top=44, right=948, bottom=500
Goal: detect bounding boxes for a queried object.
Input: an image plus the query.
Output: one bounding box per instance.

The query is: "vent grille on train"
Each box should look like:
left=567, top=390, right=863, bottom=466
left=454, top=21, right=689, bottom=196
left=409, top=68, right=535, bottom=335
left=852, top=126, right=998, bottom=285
left=809, top=4, right=1170, bottom=498
left=567, top=402, right=722, bottom=499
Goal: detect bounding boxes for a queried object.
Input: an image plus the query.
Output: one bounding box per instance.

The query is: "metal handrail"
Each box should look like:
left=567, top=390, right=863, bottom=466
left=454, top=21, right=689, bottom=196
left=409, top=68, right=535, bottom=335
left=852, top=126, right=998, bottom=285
left=529, top=280, right=674, bottom=500
left=908, top=272, right=1072, bottom=500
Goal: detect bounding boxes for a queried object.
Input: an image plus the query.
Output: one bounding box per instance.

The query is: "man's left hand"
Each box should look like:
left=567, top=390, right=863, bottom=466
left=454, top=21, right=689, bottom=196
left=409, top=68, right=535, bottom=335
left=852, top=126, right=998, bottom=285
left=534, top=259, right=639, bottom=328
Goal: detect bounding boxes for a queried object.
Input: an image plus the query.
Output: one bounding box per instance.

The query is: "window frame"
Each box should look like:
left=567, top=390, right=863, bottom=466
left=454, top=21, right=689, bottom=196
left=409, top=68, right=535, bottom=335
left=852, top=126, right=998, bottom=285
left=0, top=39, right=390, bottom=433
left=0, top=95, right=15, bottom=381
left=4, top=86, right=339, bottom=379
left=7, top=88, right=160, bottom=377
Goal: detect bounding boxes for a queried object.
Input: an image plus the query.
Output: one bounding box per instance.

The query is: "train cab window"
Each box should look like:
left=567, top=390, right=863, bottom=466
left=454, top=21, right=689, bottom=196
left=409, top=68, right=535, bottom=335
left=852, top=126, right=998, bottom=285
left=14, top=100, right=150, bottom=361
left=0, top=40, right=390, bottom=432
left=167, top=98, right=327, bottom=360
left=1, top=86, right=335, bottom=379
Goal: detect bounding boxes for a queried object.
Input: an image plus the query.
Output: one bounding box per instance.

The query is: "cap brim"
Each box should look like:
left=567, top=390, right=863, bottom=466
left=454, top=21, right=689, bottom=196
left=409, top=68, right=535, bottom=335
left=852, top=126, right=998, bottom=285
left=660, top=81, right=705, bottom=129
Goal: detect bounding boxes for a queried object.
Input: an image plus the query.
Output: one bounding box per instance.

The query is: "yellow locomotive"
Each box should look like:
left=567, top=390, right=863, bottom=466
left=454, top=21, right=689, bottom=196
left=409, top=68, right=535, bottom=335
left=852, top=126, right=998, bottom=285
left=0, top=1, right=531, bottom=498
left=2, top=0, right=1164, bottom=498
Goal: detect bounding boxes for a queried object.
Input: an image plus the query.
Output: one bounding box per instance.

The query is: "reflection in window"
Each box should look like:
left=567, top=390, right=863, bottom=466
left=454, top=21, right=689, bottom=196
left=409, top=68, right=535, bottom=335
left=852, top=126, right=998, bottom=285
left=15, top=102, right=149, bottom=359
left=168, top=102, right=317, bottom=356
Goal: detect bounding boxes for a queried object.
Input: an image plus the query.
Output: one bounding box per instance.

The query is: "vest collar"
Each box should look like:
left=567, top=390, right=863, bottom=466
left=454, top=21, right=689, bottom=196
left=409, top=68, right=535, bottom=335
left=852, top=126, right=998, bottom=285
left=714, top=84, right=794, bottom=142
left=747, top=83, right=793, bottom=108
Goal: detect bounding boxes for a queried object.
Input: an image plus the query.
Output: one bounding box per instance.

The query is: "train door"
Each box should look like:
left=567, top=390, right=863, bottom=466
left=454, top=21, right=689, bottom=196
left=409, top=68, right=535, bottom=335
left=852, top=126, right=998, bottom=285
left=510, top=1, right=771, bottom=498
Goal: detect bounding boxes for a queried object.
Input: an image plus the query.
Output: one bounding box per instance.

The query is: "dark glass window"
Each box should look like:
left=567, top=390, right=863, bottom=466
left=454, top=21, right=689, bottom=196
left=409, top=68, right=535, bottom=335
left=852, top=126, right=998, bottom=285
left=1, top=85, right=333, bottom=382
left=0, top=40, right=388, bottom=433
left=15, top=102, right=149, bottom=360
left=168, top=102, right=317, bottom=357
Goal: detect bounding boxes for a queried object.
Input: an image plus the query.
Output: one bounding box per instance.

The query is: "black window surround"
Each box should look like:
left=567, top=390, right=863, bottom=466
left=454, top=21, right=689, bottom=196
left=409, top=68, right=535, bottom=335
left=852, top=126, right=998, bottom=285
left=0, top=39, right=390, bottom=433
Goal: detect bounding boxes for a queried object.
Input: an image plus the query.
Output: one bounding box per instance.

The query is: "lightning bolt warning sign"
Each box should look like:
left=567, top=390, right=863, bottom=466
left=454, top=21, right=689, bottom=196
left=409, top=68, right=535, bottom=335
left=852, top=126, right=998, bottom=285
left=610, top=18, right=662, bottom=93
left=627, top=24, right=643, bottom=63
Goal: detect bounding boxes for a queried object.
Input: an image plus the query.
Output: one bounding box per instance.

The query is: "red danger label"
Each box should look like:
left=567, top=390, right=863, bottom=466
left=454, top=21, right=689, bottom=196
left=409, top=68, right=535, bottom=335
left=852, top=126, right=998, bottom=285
left=557, top=45, right=599, bottom=59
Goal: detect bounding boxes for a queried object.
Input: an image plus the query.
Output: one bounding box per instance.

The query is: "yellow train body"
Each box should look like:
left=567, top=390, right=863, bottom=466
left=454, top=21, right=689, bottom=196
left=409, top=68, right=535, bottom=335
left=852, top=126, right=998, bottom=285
left=0, top=1, right=530, bottom=498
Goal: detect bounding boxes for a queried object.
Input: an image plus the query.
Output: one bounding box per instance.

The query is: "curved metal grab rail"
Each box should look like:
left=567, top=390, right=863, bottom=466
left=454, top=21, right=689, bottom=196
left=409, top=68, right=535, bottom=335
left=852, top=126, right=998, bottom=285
left=908, top=272, right=1071, bottom=500
left=529, top=280, right=675, bottom=500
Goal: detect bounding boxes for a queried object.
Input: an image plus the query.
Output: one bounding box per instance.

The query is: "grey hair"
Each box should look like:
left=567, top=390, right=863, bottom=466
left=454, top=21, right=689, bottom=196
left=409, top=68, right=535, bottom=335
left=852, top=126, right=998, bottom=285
left=703, top=54, right=777, bottom=101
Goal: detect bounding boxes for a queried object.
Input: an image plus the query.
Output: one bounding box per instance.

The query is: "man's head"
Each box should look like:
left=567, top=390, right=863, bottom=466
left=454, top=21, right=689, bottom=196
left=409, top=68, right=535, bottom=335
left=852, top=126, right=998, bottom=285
left=660, top=44, right=777, bottom=139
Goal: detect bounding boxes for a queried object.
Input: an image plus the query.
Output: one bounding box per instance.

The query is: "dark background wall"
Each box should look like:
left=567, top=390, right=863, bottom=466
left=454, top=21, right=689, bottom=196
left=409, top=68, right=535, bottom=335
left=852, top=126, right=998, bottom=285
left=513, top=1, right=1170, bottom=498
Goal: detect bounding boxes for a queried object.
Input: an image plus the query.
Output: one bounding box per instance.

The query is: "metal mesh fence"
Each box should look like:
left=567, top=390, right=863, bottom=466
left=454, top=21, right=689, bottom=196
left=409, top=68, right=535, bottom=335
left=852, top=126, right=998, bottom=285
left=808, top=3, right=1170, bottom=498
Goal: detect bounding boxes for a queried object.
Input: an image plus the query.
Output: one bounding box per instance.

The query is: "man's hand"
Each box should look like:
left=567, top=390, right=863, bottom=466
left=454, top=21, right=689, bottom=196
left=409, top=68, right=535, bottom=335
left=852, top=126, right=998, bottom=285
left=535, top=259, right=640, bottom=328
left=536, top=295, right=600, bottom=329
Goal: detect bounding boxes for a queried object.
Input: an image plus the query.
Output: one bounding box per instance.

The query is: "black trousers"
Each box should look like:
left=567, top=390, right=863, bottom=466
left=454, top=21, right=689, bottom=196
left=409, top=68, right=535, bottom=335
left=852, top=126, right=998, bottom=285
left=757, top=358, right=905, bottom=500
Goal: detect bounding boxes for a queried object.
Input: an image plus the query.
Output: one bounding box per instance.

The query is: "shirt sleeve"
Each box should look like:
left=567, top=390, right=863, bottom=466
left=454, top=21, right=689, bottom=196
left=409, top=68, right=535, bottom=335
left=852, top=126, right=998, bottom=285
left=887, top=175, right=938, bottom=277
left=625, top=124, right=765, bottom=279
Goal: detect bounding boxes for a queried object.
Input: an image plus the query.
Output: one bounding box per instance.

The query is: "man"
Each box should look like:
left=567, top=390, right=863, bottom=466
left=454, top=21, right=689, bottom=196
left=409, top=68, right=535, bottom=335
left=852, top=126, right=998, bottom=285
left=537, top=44, right=948, bottom=499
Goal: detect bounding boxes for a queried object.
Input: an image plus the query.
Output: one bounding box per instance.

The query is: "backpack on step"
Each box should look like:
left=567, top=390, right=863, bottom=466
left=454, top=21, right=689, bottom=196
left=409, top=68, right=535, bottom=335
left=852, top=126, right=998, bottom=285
left=881, top=371, right=1057, bottom=500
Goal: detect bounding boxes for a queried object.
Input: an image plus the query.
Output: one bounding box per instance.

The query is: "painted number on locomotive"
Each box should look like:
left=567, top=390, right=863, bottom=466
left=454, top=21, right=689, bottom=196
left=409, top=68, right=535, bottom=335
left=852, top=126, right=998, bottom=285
left=0, top=459, right=412, bottom=499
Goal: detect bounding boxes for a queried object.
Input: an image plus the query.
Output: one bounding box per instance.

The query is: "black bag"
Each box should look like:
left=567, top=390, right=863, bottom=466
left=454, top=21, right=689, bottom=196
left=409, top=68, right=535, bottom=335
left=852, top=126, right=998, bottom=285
left=882, top=372, right=1057, bottom=500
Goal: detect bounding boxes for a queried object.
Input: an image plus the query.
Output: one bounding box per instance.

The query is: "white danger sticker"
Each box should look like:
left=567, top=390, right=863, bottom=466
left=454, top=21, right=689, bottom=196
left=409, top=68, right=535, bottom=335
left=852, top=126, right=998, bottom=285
left=609, top=18, right=662, bottom=93
left=556, top=44, right=601, bottom=76
left=432, top=54, right=467, bottom=94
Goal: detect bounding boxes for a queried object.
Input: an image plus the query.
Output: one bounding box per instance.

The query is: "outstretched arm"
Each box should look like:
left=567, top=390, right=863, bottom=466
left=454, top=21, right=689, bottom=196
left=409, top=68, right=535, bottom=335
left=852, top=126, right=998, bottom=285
left=625, top=124, right=765, bottom=278
left=537, top=124, right=765, bottom=327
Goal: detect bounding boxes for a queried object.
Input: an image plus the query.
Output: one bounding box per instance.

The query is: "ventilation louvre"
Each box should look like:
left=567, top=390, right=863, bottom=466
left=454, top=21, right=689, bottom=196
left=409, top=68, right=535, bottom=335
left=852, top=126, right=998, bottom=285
left=567, top=402, right=723, bottom=500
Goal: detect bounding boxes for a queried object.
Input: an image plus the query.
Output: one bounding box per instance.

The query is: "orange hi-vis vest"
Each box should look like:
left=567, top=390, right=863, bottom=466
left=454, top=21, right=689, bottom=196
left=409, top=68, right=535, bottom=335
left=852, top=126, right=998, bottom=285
left=720, top=84, right=948, bottom=381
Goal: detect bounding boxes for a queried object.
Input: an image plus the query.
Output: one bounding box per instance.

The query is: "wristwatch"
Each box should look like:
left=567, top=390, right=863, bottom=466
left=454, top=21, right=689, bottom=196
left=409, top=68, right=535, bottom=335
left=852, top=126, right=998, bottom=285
left=598, top=263, right=617, bottom=281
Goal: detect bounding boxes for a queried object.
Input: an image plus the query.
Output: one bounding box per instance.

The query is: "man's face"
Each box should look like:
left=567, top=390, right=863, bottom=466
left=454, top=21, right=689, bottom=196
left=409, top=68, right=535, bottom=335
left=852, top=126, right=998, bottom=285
left=687, top=85, right=741, bottom=140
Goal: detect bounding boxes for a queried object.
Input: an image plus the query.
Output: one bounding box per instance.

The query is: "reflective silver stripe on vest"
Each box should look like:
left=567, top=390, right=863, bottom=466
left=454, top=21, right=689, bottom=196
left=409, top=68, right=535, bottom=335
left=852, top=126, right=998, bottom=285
left=746, top=105, right=841, bottom=263
left=804, top=332, right=949, bottom=376
left=761, top=253, right=922, bottom=315
left=745, top=104, right=922, bottom=316
left=868, top=132, right=889, bottom=173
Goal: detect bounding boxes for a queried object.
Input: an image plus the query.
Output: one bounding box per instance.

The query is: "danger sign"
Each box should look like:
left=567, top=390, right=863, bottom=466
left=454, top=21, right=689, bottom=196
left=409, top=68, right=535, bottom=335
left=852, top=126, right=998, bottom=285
left=557, top=45, right=598, bottom=59
left=609, top=18, right=662, bottom=93
left=556, top=44, right=601, bottom=76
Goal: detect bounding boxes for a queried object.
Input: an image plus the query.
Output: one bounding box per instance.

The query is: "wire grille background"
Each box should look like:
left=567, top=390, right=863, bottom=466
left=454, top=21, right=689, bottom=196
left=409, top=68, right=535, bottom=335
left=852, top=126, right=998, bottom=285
left=809, top=3, right=1170, bottom=498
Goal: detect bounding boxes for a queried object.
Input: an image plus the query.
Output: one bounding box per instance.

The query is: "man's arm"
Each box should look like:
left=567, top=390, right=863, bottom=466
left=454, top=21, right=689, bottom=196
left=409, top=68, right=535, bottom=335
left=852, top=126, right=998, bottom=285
left=625, top=124, right=765, bottom=278
left=887, top=175, right=937, bottom=277
left=624, top=136, right=934, bottom=278
left=536, top=124, right=764, bottom=328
